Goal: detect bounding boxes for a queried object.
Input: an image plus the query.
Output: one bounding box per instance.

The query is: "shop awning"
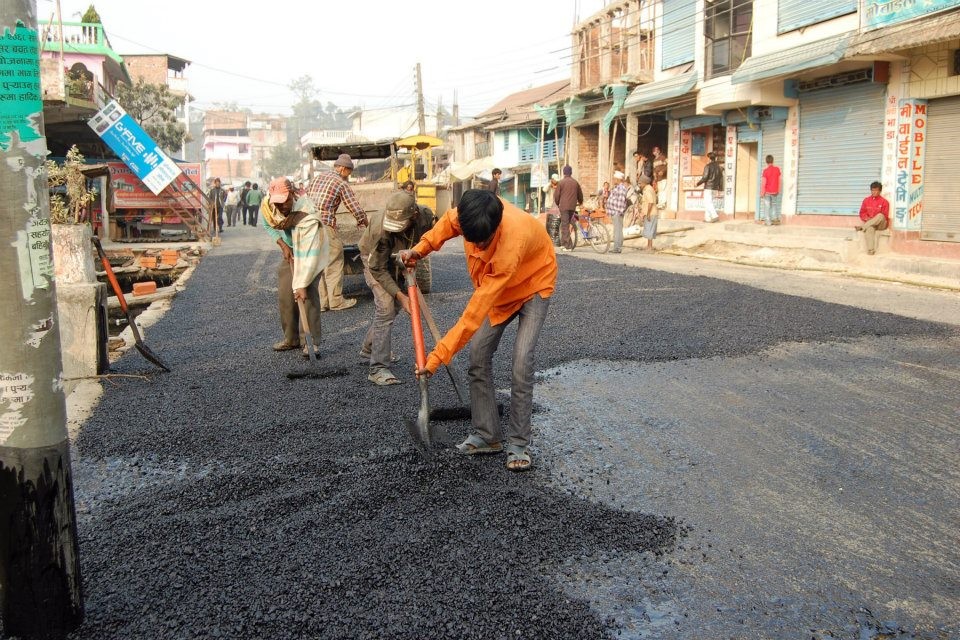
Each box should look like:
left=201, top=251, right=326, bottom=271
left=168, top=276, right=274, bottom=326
left=848, top=10, right=960, bottom=56
left=623, top=71, right=698, bottom=111
left=731, top=31, right=854, bottom=84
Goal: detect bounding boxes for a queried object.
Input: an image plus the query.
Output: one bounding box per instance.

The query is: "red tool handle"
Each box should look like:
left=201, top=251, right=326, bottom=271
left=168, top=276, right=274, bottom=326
left=92, top=237, right=129, bottom=313
left=407, top=271, right=427, bottom=372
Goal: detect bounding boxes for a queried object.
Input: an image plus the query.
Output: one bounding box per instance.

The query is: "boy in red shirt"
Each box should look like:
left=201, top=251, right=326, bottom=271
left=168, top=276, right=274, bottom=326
left=856, top=181, right=890, bottom=255
left=759, top=154, right=781, bottom=225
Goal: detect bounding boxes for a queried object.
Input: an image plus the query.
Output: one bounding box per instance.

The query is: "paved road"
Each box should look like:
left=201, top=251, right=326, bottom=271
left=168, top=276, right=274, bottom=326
left=64, top=225, right=958, bottom=639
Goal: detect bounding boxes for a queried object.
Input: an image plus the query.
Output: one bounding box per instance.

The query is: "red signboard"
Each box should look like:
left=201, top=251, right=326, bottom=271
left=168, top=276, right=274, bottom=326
left=108, top=162, right=203, bottom=210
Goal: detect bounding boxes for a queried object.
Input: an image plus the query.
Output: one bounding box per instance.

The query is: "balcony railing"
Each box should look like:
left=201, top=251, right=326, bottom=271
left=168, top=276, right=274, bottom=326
left=519, top=137, right=565, bottom=163
left=39, top=21, right=123, bottom=63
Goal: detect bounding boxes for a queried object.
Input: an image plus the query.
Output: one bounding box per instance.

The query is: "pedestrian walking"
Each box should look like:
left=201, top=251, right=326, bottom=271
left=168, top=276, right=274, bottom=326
left=305, top=153, right=369, bottom=311
left=358, top=192, right=432, bottom=386
left=238, top=181, right=251, bottom=225
left=225, top=187, right=240, bottom=227
left=207, top=178, right=226, bottom=234
left=639, top=175, right=658, bottom=250
left=541, top=173, right=559, bottom=213
left=246, top=183, right=263, bottom=227
left=259, top=178, right=328, bottom=357
left=855, top=181, right=890, bottom=255
left=759, top=155, right=782, bottom=225
left=554, top=165, right=583, bottom=252
left=696, top=152, right=723, bottom=223
left=605, top=171, right=629, bottom=253
left=398, top=189, right=558, bottom=472
left=489, top=168, right=502, bottom=196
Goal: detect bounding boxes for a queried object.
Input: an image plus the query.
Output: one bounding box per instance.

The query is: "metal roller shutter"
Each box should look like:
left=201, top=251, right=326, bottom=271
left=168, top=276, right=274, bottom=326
left=921, top=95, right=960, bottom=242
left=662, top=0, right=696, bottom=70
left=760, top=122, right=785, bottom=166
left=777, top=0, right=857, bottom=34
left=797, top=83, right=885, bottom=215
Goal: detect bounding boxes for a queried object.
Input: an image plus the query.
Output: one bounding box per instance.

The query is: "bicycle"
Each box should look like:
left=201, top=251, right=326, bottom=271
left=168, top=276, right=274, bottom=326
left=568, top=208, right=611, bottom=253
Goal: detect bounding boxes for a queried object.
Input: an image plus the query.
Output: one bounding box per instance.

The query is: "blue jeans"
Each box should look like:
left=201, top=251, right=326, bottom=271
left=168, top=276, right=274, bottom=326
left=762, top=194, right=780, bottom=224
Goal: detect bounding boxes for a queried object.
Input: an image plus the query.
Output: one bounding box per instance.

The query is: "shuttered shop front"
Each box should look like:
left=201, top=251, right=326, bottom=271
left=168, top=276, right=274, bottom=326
left=921, top=95, right=960, bottom=242
left=797, top=82, right=885, bottom=215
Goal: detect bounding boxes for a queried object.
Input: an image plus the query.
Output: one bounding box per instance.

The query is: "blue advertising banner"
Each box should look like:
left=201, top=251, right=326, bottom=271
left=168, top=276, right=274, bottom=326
left=88, top=100, right=180, bottom=194
left=861, top=0, right=960, bottom=30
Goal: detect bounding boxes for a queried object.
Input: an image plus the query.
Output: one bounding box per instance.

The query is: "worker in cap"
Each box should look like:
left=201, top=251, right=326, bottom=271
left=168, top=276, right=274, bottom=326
left=358, top=192, right=434, bottom=385
left=304, top=153, right=368, bottom=311
left=260, top=177, right=330, bottom=357
left=606, top=170, right=630, bottom=253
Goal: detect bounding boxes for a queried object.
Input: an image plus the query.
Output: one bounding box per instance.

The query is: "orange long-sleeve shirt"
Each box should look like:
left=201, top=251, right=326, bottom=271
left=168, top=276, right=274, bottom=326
left=413, top=200, right=558, bottom=373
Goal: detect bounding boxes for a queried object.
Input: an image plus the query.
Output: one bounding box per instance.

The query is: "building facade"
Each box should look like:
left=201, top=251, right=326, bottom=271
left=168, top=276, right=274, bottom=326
left=612, top=0, right=960, bottom=255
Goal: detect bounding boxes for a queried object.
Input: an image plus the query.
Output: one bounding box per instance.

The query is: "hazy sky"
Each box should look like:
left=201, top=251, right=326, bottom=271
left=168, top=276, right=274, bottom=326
left=48, top=0, right=608, bottom=119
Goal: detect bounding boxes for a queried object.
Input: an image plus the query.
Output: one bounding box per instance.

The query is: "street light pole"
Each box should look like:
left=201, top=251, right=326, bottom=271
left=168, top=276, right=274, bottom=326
left=0, top=2, right=85, bottom=638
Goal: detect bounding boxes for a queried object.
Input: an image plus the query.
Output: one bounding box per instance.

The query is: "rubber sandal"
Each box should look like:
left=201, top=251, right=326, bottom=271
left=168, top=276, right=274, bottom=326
left=455, top=434, right=503, bottom=455
left=505, top=444, right=532, bottom=472
left=367, top=369, right=401, bottom=386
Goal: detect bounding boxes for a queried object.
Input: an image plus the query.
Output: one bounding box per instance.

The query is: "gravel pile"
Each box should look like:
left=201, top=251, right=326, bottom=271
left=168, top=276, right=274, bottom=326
left=66, top=247, right=949, bottom=639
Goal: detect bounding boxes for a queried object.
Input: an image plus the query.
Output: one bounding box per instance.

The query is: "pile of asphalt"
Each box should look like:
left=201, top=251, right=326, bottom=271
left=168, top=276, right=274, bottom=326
left=67, top=247, right=949, bottom=639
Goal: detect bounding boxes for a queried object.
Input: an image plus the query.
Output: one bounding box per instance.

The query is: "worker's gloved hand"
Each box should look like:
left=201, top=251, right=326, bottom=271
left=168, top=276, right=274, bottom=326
left=397, top=249, right=421, bottom=267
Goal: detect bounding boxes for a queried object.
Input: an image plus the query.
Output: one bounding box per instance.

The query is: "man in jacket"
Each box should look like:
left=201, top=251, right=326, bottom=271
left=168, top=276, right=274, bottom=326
left=856, top=181, right=890, bottom=255
left=305, top=153, right=369, bottom=311
left=358, top=192, right=433, bottom=386
left=554, top=165, right=583, bottom=252
left=207, top=178, right=226, bottom=235
left=696, top=151, right=723, bottom=223
left=399, top=190, right=558, bottom=472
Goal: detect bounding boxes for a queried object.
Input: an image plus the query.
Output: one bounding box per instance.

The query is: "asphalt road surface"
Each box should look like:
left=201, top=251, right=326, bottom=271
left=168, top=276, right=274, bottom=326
left=62, top=225, right=958, bottom=639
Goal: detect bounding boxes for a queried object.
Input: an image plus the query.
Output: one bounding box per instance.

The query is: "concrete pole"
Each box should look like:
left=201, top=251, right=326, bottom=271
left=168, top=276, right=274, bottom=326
left=0, top=3, right=85, bottom=638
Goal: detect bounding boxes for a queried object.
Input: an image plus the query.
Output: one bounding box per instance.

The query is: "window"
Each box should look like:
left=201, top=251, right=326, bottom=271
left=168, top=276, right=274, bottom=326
left=503, top=133, right=510, bottom=151
left=953, top=50, right=960, bottom=77
left=705, top=0, right=753, bottom=79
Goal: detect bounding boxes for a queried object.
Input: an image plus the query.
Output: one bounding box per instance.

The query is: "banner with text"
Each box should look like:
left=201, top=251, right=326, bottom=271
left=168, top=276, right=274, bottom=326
left=88, top=100, right=180, bottom=194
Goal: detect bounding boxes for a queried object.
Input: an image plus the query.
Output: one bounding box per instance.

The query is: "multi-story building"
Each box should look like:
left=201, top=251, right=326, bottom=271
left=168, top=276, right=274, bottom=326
left=610, top=0, right=960, bottom=255
left=122, top=53, right=192, bottom=159
left=247, top=113, right=288, bottom=184
left=448, top=80, right=570, bottom=209
left=38, top=18, right=131, bottom=157
left=202, top=111, right=251, bottom=185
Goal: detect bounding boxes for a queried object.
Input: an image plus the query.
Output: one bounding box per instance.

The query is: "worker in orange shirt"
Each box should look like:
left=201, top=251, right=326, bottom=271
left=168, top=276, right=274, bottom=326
left=399, top=189, right=558, bottom=472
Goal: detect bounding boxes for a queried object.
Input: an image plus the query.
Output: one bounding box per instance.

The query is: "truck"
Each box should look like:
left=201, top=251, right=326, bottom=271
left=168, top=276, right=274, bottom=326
left=310, top=136, right=450, bottom=293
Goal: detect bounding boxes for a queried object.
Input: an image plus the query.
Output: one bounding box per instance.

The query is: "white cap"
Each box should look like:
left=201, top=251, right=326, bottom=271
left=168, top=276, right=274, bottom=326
left=613, top=171, right=625, bottom=180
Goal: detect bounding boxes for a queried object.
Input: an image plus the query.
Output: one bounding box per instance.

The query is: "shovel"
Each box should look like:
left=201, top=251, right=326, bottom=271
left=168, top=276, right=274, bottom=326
left=403, top=265, right=432, bottom=456
left=91, top=237, right=170, bottom=372
left=287, top=298, right=347, bottom=380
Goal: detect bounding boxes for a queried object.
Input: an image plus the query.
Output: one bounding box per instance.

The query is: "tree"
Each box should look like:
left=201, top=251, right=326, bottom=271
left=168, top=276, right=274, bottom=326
left=115, top=79, right=189, bottom=153
left=81, top=5, right=101, bottom=23
left=47, top=146, right=97, bottom=224
left=263, top=145, right=303, bottom=180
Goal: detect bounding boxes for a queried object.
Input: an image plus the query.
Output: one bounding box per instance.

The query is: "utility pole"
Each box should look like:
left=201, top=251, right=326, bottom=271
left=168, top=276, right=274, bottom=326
left=452, top=90, right=460, bottom=127
left=0, top=2, right=85, bottom=638
left=435, top=95, right=443, bottom=137
left=415, top=62, right=425, bottom=136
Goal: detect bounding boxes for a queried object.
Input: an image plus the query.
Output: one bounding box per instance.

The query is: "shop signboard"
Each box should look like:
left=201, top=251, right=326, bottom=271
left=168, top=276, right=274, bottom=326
left=88, top=100, right=180, bottom=194
left=107, top=161, right=202, bottom=210
left=861, top=0, right=959, bottom=30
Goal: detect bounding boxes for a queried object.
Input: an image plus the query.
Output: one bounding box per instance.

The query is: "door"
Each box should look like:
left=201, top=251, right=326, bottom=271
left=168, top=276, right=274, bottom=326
left=797, top=82, right=885, bottom=214
left=921, top=95, right=960, bottom=242
left=736, top=142, right=758, bottom=218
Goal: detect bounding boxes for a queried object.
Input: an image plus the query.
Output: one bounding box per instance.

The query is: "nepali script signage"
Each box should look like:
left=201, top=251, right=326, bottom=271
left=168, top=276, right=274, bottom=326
left=893, top=99, right=927, bottom=231
left=861, top=0, right=960, bottom=30
left=88, top=100, right=180, bottom=194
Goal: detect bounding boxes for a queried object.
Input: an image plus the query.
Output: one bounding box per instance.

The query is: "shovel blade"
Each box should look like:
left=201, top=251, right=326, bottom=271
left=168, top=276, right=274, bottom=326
left=404, top=415, right=432, bottom=458
left=135, top=343, right=170, bottom=372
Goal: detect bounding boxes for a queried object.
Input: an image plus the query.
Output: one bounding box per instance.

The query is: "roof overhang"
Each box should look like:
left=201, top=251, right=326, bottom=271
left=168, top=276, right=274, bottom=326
left=731, top=32, right=854, bottom=85
left=623, top=71, right=699, bottom=112
left=848, top=10, right=960, bottom=56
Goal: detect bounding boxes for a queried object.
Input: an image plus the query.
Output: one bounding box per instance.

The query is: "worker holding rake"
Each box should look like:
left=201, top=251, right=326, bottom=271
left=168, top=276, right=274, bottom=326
left=399, top=189, right=557, bottom=472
